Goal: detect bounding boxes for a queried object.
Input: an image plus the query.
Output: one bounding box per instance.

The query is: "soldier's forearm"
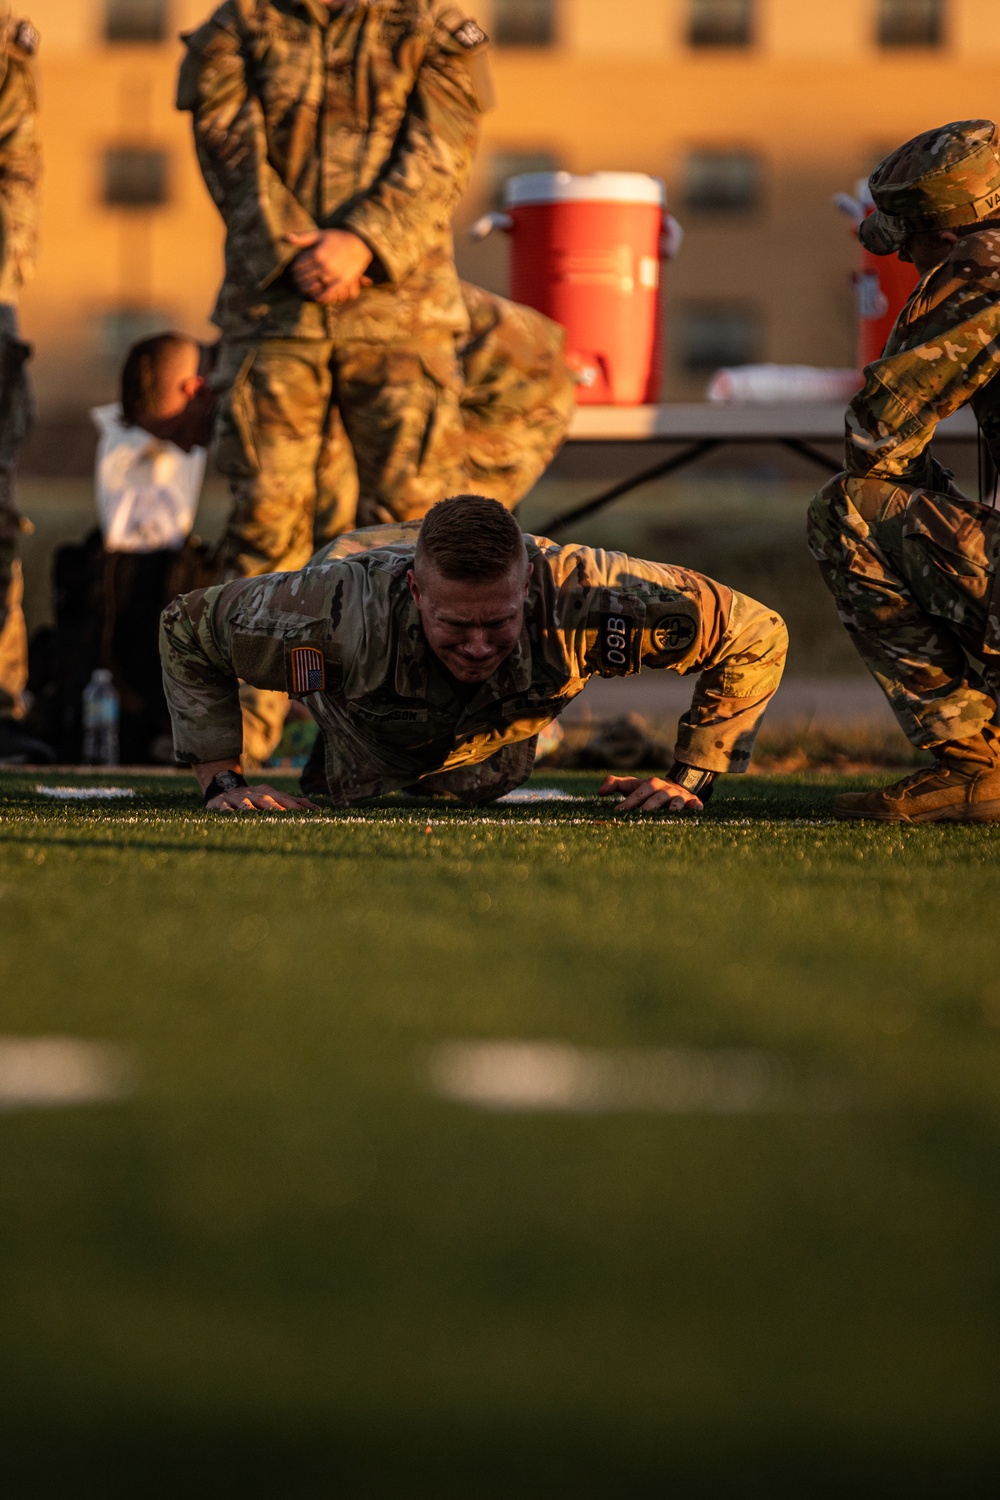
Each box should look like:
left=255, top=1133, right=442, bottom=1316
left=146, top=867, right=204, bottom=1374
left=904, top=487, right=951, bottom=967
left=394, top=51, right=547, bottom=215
left=678, top=592, right=788, bottom=774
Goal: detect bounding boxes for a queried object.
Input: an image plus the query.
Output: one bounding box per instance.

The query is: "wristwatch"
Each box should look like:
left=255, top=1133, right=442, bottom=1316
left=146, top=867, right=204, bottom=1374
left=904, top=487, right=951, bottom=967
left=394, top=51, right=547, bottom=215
left=203, top=769, right=248, bottom=805
left=667, top=763, right=717, bottom=801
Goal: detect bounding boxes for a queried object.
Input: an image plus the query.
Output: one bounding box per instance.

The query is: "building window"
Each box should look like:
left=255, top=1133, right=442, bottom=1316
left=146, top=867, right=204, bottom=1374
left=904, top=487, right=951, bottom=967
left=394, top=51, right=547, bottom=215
left=104, top=148, right=169, bottom=208
left=105, top=1, right=168, bottom=44
left=684, top=150, right=761, bottom=212
left=679, top=305, right=759, bottom=371
left=877, top=0, right=944, bottom=47
left=488, top=149, right=561, bottom=209
left=494, top=0, right=556, bottom=48
left=688, top=0, right=753, bottom=48
left=97, top=308, right=174, bottom=365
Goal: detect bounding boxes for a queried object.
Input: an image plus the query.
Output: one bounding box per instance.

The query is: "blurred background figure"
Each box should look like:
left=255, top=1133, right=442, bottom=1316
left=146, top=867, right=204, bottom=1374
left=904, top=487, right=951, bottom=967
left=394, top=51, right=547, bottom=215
left=93, top=331, right=210, bottom=553
left=29, top=330, right=216, bottom=764
left=0, top=7, right=43, bottom=763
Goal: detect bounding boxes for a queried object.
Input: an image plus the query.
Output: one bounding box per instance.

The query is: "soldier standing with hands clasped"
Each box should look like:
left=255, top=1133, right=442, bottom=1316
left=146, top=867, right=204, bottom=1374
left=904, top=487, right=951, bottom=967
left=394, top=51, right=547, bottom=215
left=809, top=120, right=1000, bottom=822
left=177, top=1, right=574, bottom=760
left=0, top=9, right=41, bottom=764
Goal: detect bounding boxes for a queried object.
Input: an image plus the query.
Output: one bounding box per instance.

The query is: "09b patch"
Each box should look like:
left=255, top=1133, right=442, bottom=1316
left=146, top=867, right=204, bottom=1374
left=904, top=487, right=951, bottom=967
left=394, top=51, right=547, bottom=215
left=290, top=646, right=325, bottom=694
left=600, top=614, right=634, bottom=674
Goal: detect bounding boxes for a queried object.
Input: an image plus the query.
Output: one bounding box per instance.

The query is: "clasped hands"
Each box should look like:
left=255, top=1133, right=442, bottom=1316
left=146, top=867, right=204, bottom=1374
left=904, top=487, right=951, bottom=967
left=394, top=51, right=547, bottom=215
left=287, top=229, right=374, bottom=304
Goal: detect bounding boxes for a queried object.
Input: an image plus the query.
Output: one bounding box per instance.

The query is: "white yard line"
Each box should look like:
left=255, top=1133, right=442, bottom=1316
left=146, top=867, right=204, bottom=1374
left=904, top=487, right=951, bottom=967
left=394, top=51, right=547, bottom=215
left=0, top=1038, right=136, bottom=1110
left=427, top=1040, right=848, bottom=1115
left=36, top=786, right=137, bottom=800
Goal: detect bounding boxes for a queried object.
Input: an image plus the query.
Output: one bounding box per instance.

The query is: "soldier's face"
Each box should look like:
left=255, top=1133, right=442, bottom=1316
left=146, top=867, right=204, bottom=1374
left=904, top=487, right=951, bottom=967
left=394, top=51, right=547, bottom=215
left=408, top=561, right=533, bottom=683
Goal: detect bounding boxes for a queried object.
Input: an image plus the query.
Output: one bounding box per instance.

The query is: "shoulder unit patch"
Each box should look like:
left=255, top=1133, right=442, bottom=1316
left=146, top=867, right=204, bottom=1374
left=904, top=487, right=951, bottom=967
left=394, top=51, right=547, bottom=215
left=290, top=646, right=325, bottom=694
left=13, top=20, right=39, bottom=56
left=651, top=615, right=697, bottom=656
left=452, top=18, right=488, bottom=49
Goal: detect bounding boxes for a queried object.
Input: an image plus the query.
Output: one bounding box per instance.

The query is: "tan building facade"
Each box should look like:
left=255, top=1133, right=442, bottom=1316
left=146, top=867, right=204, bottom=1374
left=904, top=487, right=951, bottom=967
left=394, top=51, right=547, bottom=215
left=17, top=0, right=1000, bottom=425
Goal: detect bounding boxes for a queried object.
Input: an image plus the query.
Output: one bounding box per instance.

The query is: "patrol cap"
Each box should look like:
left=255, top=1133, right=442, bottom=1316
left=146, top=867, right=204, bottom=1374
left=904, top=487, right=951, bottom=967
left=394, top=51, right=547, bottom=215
left=859, top=120, right=1000, bottom=255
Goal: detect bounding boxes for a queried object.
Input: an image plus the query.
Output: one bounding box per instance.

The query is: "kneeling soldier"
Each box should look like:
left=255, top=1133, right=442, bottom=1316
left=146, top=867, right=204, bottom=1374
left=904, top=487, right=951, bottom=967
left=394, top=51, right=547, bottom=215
left=809, top=119, right=1000, bottom=822
left=160, top=495, right=787, bottom=814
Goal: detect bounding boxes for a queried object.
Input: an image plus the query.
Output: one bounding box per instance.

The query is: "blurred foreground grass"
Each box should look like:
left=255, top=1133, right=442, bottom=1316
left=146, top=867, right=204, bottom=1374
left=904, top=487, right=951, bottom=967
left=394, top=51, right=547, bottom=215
left=0, top=769, right=998, bottom=1496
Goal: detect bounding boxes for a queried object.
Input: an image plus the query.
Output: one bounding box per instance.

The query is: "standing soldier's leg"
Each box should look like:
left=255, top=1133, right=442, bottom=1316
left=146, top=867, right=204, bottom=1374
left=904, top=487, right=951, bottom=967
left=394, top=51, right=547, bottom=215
left=212, top=339, right=333, bottom=764
left=457, top=283, right=576, bottom=508
left=312, top=404, right=360, bottom=548
left=808, top=479, right=1000, bottom=820
left=0, top=323, right=34, bottom=737
left=336, top=342, right=468, bottom=526
left=807, top=479, right=997, bottom=751
left=0, top=476, right=27, bottom=719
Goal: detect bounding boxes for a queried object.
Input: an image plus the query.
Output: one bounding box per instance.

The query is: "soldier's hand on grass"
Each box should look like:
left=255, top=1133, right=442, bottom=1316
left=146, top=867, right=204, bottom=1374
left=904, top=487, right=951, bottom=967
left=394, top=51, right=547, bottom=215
left=287, top=230, right=373, bottom=303
left=208, top=784, right=320, bottom=814
left=598, top=775, right=704, bottom=815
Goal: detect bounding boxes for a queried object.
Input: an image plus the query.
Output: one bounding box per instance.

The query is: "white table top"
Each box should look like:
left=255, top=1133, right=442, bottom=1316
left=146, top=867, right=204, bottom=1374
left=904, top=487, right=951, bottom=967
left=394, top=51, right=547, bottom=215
left=568, top=402, right=980, bottom=442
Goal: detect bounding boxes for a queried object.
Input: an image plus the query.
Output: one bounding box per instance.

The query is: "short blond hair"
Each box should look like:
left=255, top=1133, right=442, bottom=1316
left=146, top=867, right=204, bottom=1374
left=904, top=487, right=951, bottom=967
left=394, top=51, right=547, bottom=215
left=416, top=495, right=528, bottom=582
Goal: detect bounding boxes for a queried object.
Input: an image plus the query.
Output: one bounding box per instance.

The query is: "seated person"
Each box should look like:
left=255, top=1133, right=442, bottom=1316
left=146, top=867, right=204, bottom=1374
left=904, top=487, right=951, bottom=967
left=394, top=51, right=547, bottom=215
left=39, top=334, right=219, bottom=763
left=92, top=332, right=216, bottom=552
left=160, top=495, right=788, bottom=816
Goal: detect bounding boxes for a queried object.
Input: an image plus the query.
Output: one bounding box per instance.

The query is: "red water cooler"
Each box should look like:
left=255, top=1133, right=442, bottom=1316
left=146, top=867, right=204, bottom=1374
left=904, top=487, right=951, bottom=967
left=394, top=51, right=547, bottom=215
left=837, top=180, right=920, bottom=367
left=855, top=237, right=920, bottom=367
left=472, top=172, right=679, bottom=405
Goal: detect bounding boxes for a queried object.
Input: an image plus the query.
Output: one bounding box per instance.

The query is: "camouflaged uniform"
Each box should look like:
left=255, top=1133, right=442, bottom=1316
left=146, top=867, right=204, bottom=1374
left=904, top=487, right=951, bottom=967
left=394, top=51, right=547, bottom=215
left=808, top=121, right=1000, bottom=759
left=177, top=0, right=574, bottom=574
left=0, top=13, right=38, bottom=722
left=160, top=523, right=787, bottom=803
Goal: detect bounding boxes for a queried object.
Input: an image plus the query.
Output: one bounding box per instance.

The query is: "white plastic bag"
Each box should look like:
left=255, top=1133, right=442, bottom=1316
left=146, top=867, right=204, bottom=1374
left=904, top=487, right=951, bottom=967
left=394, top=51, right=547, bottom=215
left=91, top=404, right=207, bottom=553
left=706, top=365, right=863, bottom=404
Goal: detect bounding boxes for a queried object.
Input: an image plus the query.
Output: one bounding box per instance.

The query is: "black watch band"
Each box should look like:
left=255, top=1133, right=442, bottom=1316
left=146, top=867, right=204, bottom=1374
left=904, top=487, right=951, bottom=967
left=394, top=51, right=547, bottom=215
left=667, top=762, right=717, bottom=800
left=204, top=770, right=248, bottom=805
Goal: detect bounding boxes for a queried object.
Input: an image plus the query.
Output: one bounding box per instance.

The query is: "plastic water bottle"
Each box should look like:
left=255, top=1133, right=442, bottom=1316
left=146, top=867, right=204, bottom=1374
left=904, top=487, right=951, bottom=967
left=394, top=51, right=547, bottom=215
left=82, top=669, right=120, bottom=765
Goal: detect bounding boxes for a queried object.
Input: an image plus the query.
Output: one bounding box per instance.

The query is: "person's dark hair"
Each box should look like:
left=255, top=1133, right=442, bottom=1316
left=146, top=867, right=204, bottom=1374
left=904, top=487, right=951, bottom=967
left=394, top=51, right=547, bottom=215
left=416, top=495, right=528, bottom=581
left=121, top=332, right=197, bottom=426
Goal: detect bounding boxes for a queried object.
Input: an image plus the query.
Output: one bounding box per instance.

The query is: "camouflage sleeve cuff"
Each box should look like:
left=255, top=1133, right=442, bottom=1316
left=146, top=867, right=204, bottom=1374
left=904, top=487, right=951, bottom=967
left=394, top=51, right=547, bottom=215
left=338, top=205, right=408, bottom=287
left=172, top=735, right=245, bottom=769
left=673, top=719, right=757, bottom=775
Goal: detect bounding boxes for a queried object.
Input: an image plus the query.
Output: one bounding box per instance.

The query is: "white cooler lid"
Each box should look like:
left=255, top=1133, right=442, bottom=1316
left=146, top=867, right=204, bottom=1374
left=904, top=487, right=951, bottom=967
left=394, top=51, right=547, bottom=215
left=505, top=171, right=666, bottom=208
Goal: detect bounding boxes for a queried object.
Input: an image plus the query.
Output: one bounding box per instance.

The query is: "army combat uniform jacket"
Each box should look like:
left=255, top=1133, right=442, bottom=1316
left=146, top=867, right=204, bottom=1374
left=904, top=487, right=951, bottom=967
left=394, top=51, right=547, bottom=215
left=808, top=228, right=1000, bottom=751
left=161, top=525, right=788, bottom=803
left=177, top=0, right=489, bottom=344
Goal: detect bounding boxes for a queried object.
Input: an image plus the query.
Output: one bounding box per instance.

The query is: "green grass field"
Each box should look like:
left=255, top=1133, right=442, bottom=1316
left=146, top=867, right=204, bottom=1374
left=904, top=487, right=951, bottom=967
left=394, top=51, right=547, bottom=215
left=1, top=769, right=999, bottom=1497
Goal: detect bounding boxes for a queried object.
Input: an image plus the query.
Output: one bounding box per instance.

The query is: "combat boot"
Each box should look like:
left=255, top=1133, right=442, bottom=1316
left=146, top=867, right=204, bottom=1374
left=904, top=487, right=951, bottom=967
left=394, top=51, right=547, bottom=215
left=832, top=746, right=1000, bottom=823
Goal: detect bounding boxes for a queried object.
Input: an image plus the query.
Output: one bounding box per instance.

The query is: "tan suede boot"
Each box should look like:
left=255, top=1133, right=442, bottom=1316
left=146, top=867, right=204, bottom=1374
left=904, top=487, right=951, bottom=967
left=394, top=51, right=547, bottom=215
left=833, top=745, right=1000, bottom=823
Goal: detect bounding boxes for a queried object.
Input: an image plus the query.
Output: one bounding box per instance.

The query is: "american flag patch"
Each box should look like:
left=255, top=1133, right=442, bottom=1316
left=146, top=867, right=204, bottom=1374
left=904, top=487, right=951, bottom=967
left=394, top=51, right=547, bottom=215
left=290, top=646, right=325, bottom=694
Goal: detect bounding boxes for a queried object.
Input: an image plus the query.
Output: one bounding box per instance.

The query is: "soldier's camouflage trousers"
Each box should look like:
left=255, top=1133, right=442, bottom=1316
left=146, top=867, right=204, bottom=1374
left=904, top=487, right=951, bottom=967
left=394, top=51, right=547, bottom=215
left=807, top=475, right=1000, bottom=757
left=212, top=283, right=575, bottom=578
left=213, top=284, right=575, bottom=765
left=301, top=730, right=538, bottom=806
left=0, top=329, right=35, bottom=720
left=410, top=735, right=537, bottom=805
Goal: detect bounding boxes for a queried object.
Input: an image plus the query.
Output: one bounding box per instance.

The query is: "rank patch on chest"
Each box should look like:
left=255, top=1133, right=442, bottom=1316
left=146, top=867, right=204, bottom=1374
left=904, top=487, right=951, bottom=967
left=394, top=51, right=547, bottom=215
left=452, top=18, right=487, bottom=48
left=290, top=646, right=325, bottom=694
left=600, top=614, right=633, bottom=674
left=651, top=616, right=697, bottom=655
